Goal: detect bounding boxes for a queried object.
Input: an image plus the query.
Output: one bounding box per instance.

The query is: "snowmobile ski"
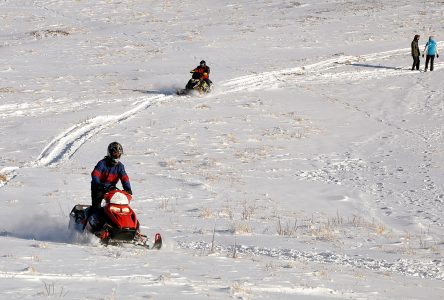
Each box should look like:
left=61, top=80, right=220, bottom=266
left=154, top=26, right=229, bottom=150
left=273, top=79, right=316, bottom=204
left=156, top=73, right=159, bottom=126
left=104, top=232, right=162, bottom=250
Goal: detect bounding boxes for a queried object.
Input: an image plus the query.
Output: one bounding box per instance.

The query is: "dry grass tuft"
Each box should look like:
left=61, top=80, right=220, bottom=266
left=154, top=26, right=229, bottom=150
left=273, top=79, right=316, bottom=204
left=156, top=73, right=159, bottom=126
left=0, top=87, right=16, bottom=93
left=241, top=201, right=256, bottom=220
left=277, top=218, right=297, bottom=236
left=231, top=221, right=252, bottom=234
left=230, top=281, right=252, bottom=298
left=30, top=29, right=70, bottom=39
left=200, top=207, right=214, bottom=219
left=0, top=174, right=7, bottom=182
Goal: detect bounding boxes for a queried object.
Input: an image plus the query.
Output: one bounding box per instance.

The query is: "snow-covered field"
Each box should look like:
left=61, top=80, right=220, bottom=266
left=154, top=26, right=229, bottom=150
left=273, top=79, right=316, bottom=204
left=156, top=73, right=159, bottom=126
left=1, top=0, right=443, bottom=299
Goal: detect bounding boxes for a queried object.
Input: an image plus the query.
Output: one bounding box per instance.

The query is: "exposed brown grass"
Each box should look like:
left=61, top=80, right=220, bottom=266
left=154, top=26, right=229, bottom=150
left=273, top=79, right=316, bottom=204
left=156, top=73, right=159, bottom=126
left=30, top=29, right=70, bottom=39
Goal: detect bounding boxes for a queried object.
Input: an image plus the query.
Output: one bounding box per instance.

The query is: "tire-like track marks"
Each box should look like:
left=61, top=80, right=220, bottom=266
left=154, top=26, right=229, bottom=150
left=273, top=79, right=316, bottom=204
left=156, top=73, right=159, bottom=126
left=32, top=94, right=170, bottom=167
left=0, top=94, right=170, bottom=187
left=30, top=95, right=171, bottom=167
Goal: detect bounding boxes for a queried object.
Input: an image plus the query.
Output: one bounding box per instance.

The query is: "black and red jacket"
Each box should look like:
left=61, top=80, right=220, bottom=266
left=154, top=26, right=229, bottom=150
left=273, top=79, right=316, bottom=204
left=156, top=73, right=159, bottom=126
left=191, top=65, right=210, bottom=80
left=91, top=157, right=131, bottom=193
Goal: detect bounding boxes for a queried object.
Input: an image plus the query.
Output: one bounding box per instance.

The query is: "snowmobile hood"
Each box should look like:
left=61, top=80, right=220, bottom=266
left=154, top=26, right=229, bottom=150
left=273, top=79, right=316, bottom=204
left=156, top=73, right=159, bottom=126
left=104, top=190, right=132, bottom=205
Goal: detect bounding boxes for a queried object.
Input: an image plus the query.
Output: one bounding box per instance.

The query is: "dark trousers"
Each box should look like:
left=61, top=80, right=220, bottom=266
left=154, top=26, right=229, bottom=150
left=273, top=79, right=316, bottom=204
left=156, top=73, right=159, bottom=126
left=82, top=190, right=105, bottom=228
left=89, top=189, right=105, bottom=217
left=425, top=55, right=435, bottom=71
left=411, top=56, right=420, bottom=70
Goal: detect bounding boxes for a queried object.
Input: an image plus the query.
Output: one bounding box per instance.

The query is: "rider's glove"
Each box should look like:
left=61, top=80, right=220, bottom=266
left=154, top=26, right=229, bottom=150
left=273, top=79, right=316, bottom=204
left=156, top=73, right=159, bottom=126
left=104, top=185, right=116, bottom=192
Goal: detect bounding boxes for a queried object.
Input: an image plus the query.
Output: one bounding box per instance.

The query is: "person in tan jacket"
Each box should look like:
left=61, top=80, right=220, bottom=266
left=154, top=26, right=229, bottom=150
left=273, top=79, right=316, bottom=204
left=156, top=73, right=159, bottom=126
left=411, top=34, right=421, bottom=71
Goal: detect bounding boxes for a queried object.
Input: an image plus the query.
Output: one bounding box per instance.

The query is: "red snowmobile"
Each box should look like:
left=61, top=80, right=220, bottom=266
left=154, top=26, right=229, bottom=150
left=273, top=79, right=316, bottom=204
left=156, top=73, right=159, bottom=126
left=69, top=190, right=162, bottom=249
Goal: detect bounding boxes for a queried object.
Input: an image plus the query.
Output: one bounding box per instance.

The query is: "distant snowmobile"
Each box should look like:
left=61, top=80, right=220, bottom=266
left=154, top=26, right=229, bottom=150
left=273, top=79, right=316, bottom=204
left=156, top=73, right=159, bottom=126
left=69, top=190, right=162, bottom=249
left=177, top=70, right=213, bottom=95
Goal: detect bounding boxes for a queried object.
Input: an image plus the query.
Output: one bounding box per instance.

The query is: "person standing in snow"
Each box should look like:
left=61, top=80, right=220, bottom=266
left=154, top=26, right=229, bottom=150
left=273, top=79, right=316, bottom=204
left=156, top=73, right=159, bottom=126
left=423, top=36, right=439, bottom=71
left=90, top=142, right=132, bottom=214
left=411, top=34, right=421, bottom=71
left=191, top=60, right=212, bottom=87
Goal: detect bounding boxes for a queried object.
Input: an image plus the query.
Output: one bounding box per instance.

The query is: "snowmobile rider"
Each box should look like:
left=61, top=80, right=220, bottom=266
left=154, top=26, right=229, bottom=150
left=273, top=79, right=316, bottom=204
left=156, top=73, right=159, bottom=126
left=90, top=142, right=132, bottom=214
left=191, top=60, right=212, bottom=87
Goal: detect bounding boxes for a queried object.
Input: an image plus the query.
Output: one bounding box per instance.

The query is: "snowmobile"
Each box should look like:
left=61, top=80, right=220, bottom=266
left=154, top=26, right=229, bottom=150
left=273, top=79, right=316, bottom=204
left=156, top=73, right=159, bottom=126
left=177, top=70, right=213, bottom=95
left=69, top=190, right=162, bottom=249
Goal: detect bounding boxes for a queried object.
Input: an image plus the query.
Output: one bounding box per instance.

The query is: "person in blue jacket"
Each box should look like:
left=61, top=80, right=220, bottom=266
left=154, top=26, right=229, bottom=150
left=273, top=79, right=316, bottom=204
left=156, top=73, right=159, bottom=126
left=90, top=142, right=132, bottom=213
left=423, top=36, right=440, bottom=71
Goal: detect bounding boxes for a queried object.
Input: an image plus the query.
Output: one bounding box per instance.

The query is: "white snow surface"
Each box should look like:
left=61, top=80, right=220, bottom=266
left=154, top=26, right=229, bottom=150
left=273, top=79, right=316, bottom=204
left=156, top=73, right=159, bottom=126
left=0, top=0, right=443, bottom=299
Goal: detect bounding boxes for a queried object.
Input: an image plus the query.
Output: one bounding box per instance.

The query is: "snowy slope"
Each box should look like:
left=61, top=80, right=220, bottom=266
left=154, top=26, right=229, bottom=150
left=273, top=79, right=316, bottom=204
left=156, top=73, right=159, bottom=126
left=0, top=0, right=443, bottom=299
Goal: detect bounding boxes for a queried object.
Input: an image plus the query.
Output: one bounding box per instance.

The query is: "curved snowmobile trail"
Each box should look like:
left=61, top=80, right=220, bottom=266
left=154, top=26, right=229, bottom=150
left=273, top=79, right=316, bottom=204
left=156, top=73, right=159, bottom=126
left=32, top=94, right=170, bottom=167
left=221, top=44, right=443, bottom=93
left=0, top=94, right=170, bottom=188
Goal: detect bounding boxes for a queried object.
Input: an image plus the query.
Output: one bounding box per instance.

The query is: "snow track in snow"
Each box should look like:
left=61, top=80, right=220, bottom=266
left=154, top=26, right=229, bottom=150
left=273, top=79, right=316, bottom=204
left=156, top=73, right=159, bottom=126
left=32, top=94, right=170, bottom=167
left=0, top=95, right=170, bottom=186
left=178, top=241, right=444, bottom=281
left=221, top=45, right=443, bottom=93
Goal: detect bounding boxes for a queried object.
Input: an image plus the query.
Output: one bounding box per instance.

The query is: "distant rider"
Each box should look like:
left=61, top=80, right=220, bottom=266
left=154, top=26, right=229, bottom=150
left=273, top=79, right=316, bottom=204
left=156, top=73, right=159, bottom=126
left=90, top=142, right=132, bottom=214
left=423, top=36, right=439, bottom=72
left=191, top=60, right=212, bottom=87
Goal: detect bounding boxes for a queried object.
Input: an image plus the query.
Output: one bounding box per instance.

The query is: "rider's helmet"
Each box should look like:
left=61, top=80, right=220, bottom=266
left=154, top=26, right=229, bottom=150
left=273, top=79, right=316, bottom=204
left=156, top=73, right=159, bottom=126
left=200, top=60, right=206, bottom=67
left=107, top=142, right=123, bottom=164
